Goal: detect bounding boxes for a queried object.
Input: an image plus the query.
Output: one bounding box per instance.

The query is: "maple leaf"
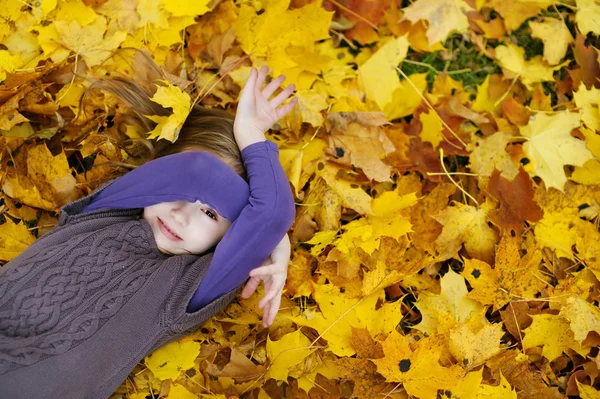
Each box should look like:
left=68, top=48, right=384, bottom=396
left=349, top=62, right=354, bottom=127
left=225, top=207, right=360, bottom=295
left=358, top=36, right=409, bottom=117
left=522, top=313, right=588, bottom=361
left=0, top=218, right=36, bottom=261
left=520, top=111, right=595, bottom=191
left=487, top=0, right=551, bottom=31
left=233, top=0, right=332, bottom=58
left=288, top=284, right=401, bottom=356
left=373, top=331, right=463, bottom=399
left=144, top=340, right=200, bottom=380
left=559, top=296, right=600, bottom=345
left=414, top=269, right=486, bottom=336
left=530, top=18, right=574, bottom=66
left=462, top=235, right=548, bottom=311
left=573, top=83, right=600, bottom=132
left=469, top=131, right=519, bottom=184
left=37, top=16, right=127, bottom=66
left=576, top=0, right=600, bottom=36
left=317, top=163, right=373, bottom=215
left=576, top=380, right=600, bottom=399
left=329, top=122, right=396, bottom=182
left=419, top=109, right=443, bottom=148
left=448, top=323, right=504, bottom=370
left=453, top=369, right=518, bottom=398
left=145, top=82, right=191, bottom=142
left=265, top=329, right=315, bottom=381
left=402, top=0, right=474, bottom=45
left=487, top=168, right=544, bottom=232
left=432, top=201, right=498, bottom=264
left=495, top=44, right=569, bottom=89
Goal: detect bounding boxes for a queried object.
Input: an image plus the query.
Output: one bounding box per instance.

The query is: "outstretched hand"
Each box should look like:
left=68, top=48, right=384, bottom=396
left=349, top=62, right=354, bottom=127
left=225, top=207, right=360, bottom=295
left=241, top=234, right=291, bottom=328
left=233, top=66, right=298, bottom=151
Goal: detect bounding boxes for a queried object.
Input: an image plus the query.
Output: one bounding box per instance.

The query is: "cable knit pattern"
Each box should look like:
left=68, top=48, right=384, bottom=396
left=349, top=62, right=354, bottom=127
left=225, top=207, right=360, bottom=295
left=0, top=193, right=241, bottom=399
left=0, top=220, right=162, bottom=375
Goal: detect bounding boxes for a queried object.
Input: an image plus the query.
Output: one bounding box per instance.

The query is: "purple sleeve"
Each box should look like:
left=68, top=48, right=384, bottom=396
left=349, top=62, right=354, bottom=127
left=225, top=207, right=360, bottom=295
left=82, top=140, right=295, bottom=312
left=188, top=140, right=295, bottom=311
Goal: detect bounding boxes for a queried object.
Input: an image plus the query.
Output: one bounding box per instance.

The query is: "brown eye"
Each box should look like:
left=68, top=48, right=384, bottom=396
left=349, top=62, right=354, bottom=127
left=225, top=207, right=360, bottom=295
left=204, top=209, right=217, bottom=220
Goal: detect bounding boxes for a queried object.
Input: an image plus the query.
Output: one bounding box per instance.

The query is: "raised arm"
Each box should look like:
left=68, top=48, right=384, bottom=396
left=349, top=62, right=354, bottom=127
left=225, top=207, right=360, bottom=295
left=189, top=66, right=298, bottom=310
left=187, top=140, right=295, bottom=310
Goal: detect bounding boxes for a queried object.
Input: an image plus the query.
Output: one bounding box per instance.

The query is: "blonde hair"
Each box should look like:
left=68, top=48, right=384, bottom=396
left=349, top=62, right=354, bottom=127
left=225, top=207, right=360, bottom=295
left=79, top=50, right=247, bottom=181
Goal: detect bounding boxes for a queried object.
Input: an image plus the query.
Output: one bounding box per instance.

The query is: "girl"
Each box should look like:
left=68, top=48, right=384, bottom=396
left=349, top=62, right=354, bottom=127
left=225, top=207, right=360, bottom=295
left=0, top=65, right=297, bottom=398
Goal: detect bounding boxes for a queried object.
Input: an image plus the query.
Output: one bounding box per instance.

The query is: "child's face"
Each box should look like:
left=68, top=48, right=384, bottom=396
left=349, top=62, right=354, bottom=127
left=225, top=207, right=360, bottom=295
left=143, top=200, right=231, bottom=255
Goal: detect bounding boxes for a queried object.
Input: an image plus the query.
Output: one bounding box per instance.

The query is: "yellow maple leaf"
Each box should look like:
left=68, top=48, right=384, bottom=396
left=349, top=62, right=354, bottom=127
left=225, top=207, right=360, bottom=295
left=487, top=0, right=551, bottom=31
left=462, top=235, right=548, bottom=310
left=265, top=329, right=315, bottom=381
left=330, top=122, right=396, bottom=182
left=453, top=368, right=518, bottom=398
left=233, top=0, right=332, bottom=58
left=384, top=72, right=428, bottom=120
left=529, top=18, right=573, bottom=65
left=163, top=0, right=210, bottom=17
left=419, top=110, right=443, bottom=148
left=572, top=159, right=600, bottom=185
left=468, top=131, right=519, bottom=182
left=448, top=323, right=504, bottom=369
left=560, top=296, right=600, bottom=344
left=310, top=190, right=417, bottom=257
left=283, top=89, right=328, bottom=131
left=402, top=0, right=474, bottom=45
left=520, top=111, right=594, bottom=191
left=495, top=44, right=569, bottom=89
left=37, top=16, right=127, bottom=66
left=522, top=313, right=587, bottom=361
left=414, top=269, right=486, bottom=335
left=145, top=340, right=200, bottom=380
left=317, top=163, right=373, bottom=215
left=166, top=384, right=198, bottom=399
left=0, top=49, right=21, bottom=81
left=288, top=284, right=401, bottom=357
left=534, top=211, right=577, bottom=258
left=0, top=218, right=36, bottom=261
left=573, top=83, right=600, bottom=132
left=472, top=75, right=501, bottom=113
left=358, top=36, right=409, bottom=116
left=576, top=0, right=600, bottom=35
left=576, top=380, right=600, bottom=399
left=432, top=200, right=498, bottom=264
left=54, top=0, right=97, bottom=26
left=373, top=331, right=463, bottom=399
left=145, top=82, right=191, bottom=142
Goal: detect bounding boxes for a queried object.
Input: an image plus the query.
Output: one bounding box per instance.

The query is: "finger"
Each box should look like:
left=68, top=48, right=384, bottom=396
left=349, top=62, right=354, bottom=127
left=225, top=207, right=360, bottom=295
left=255, top=66, right=269, bottom=90
left=261, top=301, right=271, bottom=327
left=266, top=294, right=282, bottom=326
left=249, top=263, right=287, bottom=277
left=262, top=74, right=286, bottom=99
left=240, top=68, right=257, bottom=99
left=275, top=97, right=298, bottom=119
left=241, top=276, right=260, bottom=298
left=269, top=83, right=296, bottom=109
left=259, top=283, right=279, bottom=308
left=261, top=278, right=272, bottom=306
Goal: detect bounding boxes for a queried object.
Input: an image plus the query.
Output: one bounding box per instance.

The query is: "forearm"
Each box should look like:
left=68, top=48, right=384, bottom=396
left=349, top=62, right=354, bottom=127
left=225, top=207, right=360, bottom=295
left=187, top=140, right=295, bottom=311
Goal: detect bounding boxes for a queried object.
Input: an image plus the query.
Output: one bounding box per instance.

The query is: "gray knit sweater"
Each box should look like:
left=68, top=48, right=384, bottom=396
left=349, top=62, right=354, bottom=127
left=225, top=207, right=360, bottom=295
left=0, top=189, right=241, bottom=398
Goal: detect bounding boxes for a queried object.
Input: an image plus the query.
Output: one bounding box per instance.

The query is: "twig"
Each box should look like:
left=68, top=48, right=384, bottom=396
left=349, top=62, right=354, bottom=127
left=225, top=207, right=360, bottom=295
left=395, top=66, right=467, bottom=149
left=328, top=0, right=379, bottom=31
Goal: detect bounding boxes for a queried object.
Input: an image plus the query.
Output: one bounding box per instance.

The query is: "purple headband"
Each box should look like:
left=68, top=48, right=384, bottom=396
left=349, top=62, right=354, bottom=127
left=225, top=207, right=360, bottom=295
left=82, top=151, right=250, bottom=221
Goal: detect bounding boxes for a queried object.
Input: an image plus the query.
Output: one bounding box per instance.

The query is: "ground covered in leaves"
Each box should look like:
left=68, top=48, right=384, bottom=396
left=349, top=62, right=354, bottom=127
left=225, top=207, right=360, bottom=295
left=1, top=0, right=600, bottom=398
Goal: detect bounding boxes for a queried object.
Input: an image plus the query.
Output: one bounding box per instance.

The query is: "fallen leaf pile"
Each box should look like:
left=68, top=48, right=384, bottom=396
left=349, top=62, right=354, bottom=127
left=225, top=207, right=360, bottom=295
left=1, top=0, right=600, bottom=398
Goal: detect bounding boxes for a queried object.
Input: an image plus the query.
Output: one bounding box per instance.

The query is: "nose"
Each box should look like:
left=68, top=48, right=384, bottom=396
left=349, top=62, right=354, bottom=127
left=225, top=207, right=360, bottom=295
left=171, top=202, right=190, bottom=226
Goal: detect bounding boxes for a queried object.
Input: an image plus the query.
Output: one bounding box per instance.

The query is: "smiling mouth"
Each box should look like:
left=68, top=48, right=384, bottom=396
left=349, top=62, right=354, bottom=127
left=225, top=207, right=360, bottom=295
left=157, top=217, right=182, bottom=242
